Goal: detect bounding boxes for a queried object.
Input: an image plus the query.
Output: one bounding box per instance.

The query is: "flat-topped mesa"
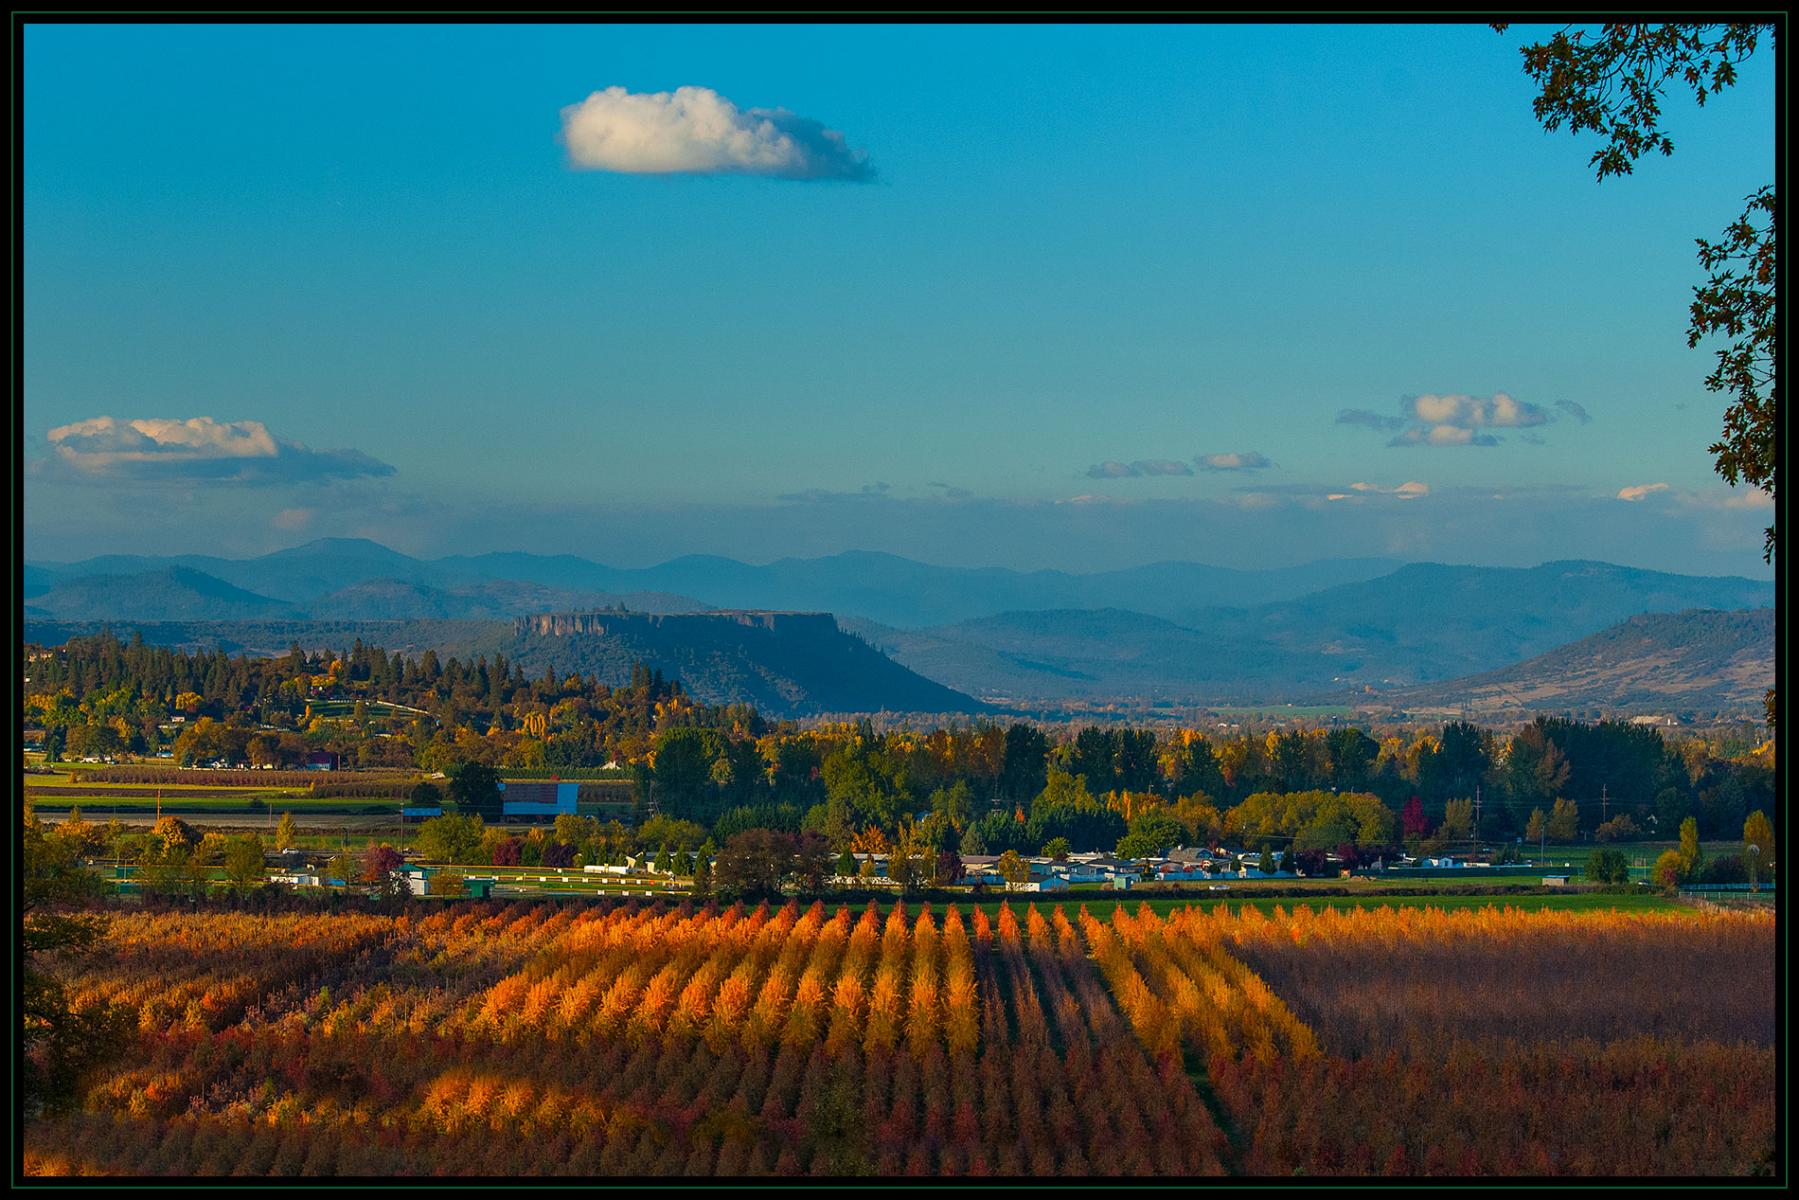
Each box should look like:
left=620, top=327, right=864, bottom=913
left=517, top=610, right=840, bottom=638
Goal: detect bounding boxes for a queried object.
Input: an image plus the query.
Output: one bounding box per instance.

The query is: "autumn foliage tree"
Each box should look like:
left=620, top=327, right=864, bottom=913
left=22, top=811, right=128, bottom=1118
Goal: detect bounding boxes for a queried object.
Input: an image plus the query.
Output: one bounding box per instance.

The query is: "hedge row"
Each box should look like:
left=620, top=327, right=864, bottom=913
left=85, top=766, right=419, bottom=789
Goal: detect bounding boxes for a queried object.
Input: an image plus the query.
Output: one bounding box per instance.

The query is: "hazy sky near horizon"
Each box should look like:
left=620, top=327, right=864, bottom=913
left=24, top=22, right=1776, bottom=575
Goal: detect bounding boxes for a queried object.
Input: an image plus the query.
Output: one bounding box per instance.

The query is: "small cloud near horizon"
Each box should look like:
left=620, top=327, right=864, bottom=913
left=1617, top=482, right=1670, bottom=502
left=1336, top=408, right=1407, bottom=432
left=1339, top=391, right=1559, bottom=447
left=777, top=481, right=893, bottom=503
left=1196, top=451, right=1272, bottom=471
left=1324, top=480, right=1430, bottom=502
left=560, top=86, right=873, bottom=180
left=44, top=417, right=395, bottom=485
left=1085, top=459, right=1194, bottom=479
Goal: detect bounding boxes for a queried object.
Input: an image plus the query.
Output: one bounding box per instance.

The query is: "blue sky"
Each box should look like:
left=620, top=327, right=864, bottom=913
left=23, top=22, right=1776, bottom=575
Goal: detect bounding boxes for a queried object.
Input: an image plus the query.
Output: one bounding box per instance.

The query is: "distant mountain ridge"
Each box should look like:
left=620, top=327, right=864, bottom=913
left=22, top=608, right=984, bottom=719
left=26, top=565, right=708, bottom=625
left=1369, top=608, right=1776, bottom=718
left=850, top=562, right=1773, bottom=705
left=1179, top=560, right=1775, bottom=682
left=20, top=541, right=1774, bottom=713
left=24, top=567, right=299, bottom=623
left=24, top=538, right=1406, bottom=628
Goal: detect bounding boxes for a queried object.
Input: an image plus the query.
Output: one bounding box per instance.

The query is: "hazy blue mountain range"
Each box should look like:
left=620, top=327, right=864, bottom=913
left=1368, top=608, right=1777, bottom=719
left=23, top=567, right=302, bottom=623
left=847, top=562, right=1774, bottom=704
left=26, top=565, right=707, bottom=625
left=1181, top=560, right=1775, bottom=683
left=21, top=541, right=1773, bottom=712
left=841, top=609, right=1331, bottom=704
left=25, top=538, right=1404, bottom=627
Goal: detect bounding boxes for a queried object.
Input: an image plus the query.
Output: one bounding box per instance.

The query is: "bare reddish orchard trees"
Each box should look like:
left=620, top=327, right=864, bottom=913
left=21, top=901, right=1771, bottom=1177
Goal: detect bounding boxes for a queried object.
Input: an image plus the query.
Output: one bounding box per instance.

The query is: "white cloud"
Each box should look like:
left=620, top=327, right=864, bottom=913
left=1721, top=488, right=1775, bottom=510
left=44, top=416, right=394, bottom=484
left=50, top=416, right=277, bottom=466
left=1230, top=492, right=1284, bottom=510
left=1678, top=486, right=1773, bottom=511
left=1617, top=482, right=1670, bottom=502
left=560, top=86, right=873, bottom=180
left=1408, top=391, right=1546, bottom=430
left=1196, top=451, right=1273, bottom=471
left=1344, top=391, right=1559, bottom=447
left=1343, top=480, right=1429, bottom=500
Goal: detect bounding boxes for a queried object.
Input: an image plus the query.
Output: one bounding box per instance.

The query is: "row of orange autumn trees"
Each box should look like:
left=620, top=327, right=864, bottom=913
left=1087, top=903, right=1775, bottom=1176
left=26, top=899, right=1776, bottom=1177
left=27, top=900, right=1229, bottom=1177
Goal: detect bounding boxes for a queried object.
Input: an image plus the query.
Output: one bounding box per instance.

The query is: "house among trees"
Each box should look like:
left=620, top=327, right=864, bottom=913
left=1083, top=856, right=1141, bottom=880
left=395, top=864, right=494, bottom=899
left=499, top=780, right=579, bottom=821
left=1046, top=859, right=1112, bottom=884
left=303, top=749, right=339, bottom=772
left=956, top=856, right=1005, bottom=886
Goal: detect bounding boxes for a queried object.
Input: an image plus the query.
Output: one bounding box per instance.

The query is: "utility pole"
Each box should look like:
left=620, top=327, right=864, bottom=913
left=1473, top=785, right=1482, bottom=854
left=1600, top=784, right=1609, bottom=825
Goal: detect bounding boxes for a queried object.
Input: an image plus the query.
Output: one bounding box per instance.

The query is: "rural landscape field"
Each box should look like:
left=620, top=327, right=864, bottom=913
left=20, top=17, right=1779, bottom=1184
left=21, top=901, right=1775, bottom=1177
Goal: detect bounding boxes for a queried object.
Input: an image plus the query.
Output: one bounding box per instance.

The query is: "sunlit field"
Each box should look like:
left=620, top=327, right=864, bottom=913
left=23, top=900, right=1774, bottom=1178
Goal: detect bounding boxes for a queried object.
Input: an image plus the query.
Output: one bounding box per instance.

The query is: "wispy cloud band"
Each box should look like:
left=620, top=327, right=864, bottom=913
left=1085, top=451, right=1272, bottom=478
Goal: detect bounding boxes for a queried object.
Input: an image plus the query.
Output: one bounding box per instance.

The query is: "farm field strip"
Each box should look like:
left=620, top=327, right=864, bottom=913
left=960, top=893, right=1690, bottom=919
left=1195, top=904, right=1776, bottom=1175
left=32, top=799, right=407, bottom=815
left=22, top=900, right=1772, bottom=1177
left=24, top=901, right=1230, bottom=1176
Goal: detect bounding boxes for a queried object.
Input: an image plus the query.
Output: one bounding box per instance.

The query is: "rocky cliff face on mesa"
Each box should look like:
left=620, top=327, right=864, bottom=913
left=500, top=609, right=980, bottom=716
